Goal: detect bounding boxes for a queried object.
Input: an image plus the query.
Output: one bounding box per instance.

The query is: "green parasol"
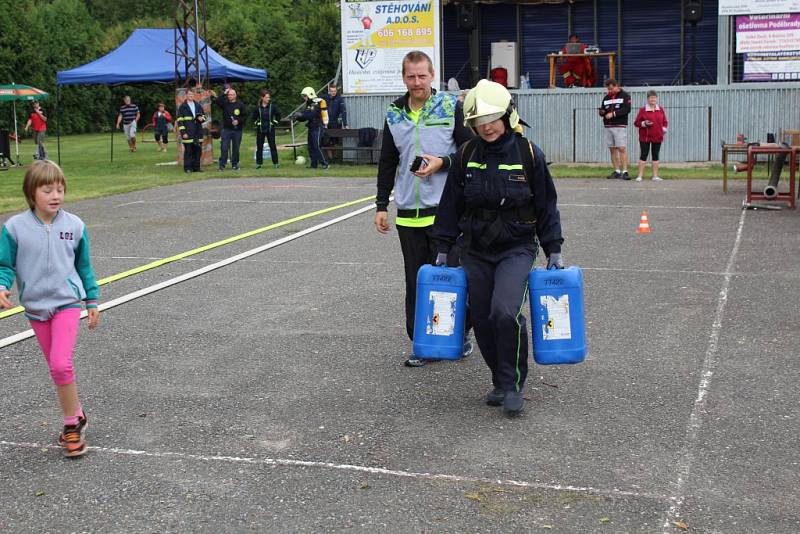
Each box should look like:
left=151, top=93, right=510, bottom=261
left=0, top=83, right=49, bottom=165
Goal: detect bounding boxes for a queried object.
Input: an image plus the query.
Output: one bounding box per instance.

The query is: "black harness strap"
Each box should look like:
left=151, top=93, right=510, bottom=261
left=459, top=134, right=538, bottom=249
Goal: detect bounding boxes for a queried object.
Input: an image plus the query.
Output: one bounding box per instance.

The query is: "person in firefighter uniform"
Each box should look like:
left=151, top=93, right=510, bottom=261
left=433, top=80, right=564, bottom=416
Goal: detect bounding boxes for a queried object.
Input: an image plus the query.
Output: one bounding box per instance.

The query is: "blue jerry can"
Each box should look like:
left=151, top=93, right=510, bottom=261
left=413, top=265, right=468, bottom=360
left=529, top=266, right=587, bottom=365
left=253, top=146, right=271, bottom=161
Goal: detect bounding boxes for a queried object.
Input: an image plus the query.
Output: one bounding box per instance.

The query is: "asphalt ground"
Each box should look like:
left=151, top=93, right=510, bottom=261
left=0, top=175, right=798, bottom=533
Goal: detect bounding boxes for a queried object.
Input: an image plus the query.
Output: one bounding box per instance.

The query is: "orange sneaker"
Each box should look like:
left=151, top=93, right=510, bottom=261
left=59, top=415, right=88, bottom=457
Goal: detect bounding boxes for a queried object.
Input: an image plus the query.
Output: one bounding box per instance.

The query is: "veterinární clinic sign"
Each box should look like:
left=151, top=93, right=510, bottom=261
left=341, top=0, right=441, bottom=94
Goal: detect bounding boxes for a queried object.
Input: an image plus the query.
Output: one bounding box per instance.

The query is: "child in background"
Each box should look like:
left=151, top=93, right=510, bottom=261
left=0, top=160, right=100, bottom=457
left=151, top=103, right=173, bottom=152
left=633, top=90, right=668, bottom=182
left=24, top=101, right=48, bottom=161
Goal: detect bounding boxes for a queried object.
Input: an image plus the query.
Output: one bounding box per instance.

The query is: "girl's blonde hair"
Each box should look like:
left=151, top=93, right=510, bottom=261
left=23, top=160, right=67, bottom=209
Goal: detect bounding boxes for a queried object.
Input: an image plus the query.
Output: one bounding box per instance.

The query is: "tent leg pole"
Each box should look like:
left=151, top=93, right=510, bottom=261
left=57, top=85, right=61, bottom=166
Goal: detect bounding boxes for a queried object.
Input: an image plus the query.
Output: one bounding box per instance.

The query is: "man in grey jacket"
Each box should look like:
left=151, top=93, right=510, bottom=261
left=374, top=50, right=474, bottom=367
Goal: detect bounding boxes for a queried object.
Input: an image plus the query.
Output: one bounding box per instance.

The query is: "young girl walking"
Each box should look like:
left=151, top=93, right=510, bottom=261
left=0, top=160, right=100, bottom=457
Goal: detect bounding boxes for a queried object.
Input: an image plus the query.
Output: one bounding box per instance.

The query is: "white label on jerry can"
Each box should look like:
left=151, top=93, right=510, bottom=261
left=427, top=291, right=457, bottom=336
left=541, top=295, right=572, bottom=340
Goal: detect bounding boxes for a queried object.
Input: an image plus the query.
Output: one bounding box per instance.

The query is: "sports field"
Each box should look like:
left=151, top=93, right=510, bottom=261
left=0, top=174, right=798, bottom=532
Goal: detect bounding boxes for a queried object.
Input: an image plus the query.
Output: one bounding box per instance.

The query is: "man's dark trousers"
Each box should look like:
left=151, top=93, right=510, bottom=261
left=397, top=225, right=438, bottom=341
left=219, top=129, right=242, bottom=168
left=461, top=244, right=536, bottom=392
left=183, top=142, right=201, bottom=172
left=256, top=130, right=278, bottom=165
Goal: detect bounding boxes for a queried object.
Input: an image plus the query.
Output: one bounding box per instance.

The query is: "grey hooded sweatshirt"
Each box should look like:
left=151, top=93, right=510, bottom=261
left=0, top=209, right=99, bottom=321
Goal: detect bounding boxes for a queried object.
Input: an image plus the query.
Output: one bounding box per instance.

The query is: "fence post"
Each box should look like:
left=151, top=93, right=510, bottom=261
left=707, top=106, right=712, bottom=161
left=572, top=108, right=577, bottom=163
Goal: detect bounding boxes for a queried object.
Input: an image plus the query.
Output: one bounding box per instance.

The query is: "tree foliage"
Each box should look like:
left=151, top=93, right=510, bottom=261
left=0, top=0, right=341, bottom=134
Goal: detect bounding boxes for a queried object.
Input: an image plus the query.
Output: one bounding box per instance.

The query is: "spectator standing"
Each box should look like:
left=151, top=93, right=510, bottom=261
left=598, top=79, right=631, bottom=179
left=176, top=88, right=206, bottom=173
left=150, top=103, right=173, bottom=152
left=216, top=85, right=246, bottom=171
left=323, top=84, right=347, bottom=161
left=633, top=90, right=668, bottom=182
left=324, top=84, right=347, bottom=129
left=252, top=89, right=281, bottom=169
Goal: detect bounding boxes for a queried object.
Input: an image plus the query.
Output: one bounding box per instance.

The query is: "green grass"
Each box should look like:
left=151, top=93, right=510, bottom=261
left=549, top=163, right=735, bottom=180
left=1, top=131, right=736, bottom=214
left=0, top=131, right=376, bottom=214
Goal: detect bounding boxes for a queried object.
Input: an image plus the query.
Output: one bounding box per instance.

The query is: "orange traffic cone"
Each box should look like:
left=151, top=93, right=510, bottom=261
left=637, top=210, right=651, bottom=233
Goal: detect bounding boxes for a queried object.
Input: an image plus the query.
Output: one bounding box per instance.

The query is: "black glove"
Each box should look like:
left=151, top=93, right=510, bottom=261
left=547, top=253, right=564, bottom=270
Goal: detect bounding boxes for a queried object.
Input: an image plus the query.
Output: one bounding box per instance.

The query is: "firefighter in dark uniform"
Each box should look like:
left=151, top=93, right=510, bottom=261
left=293, top=86, right=329, bottom=169
left=176, top=87, right=206, bottom=173
left=433, top=80, right=564, bottom=416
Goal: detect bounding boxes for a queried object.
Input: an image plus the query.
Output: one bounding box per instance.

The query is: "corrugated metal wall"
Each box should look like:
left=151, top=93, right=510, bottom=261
left=344, top=83, right=800, bottom=162
left=441, top=0, right=719, bottom=89
left=480, top=3, right=518, bottom=80
left=441, top=5, right=470, bottom=89
left=520, top=2, right=568, bottom=88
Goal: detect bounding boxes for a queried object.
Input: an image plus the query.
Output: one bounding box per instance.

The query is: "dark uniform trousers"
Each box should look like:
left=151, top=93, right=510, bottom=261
left=183, top=142, right=201, bottom=172
left=461, top=243, right=537, bottom=392
left=219, top=129, right=242, bottom=168
left=256, top=130, right=278, bottom=165
left=308, top=124, right=328, bottom=168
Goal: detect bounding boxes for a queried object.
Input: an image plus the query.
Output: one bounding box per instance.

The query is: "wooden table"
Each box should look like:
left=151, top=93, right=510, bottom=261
left=547, top=52, right=616, bottom=89
left=745, top=145, right=796, bottom=209
left=720, top=143, right=751, bottom=193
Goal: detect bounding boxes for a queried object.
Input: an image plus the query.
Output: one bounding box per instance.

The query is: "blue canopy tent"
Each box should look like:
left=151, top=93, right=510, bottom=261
left=55, top=28, right=267, bottom=161
left=57, top=28, right=267, bottom=85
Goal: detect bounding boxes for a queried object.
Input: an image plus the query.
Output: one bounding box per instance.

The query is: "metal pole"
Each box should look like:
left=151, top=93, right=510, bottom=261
left=57, top=85, right=61, bottom=165
left=679, top=1, right=685, bottom=84
left=567, top=2, right=573, bottom=36
left=707, top=106, right=712, bottom=161
left=110, top=100, right=114, bottom=163
left=593, top=0, right=599, bottom=46
left=193, top=0, right=202, bottom=82
left=13, top=99, right=20, bottom=166
left=201, top=0, right=209, bottom=86
left=572, top=108, right=577, bottom=163
left=617, top=0, right=623, bottom=84
left=691, top=22, right=697, bottom=84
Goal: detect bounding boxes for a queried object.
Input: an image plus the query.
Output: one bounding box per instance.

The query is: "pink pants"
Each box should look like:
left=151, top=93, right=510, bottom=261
left=30, top=308, right=81, bottom=386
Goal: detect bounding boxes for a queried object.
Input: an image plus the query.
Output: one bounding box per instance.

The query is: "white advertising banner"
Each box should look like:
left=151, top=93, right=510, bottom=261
left=341, top=0, right=440, bottom=94
left=720, top=0, right=800, bottom=15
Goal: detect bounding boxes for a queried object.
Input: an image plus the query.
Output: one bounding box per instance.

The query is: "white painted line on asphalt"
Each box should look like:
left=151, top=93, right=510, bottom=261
left=93, top=260, right=744, bottom=277
left=0, top=439, right=668, bottom=502
left=561, top=203, right=738, bottom=210
left=96, top=256, right=387, bottom=266
left=661, top=209, right=747, bottom=532
left=583, top=266, right=731, bottom=276
left=0, top=202, right=376, bottom=349
left=115, top=200, right=336, bottom=207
